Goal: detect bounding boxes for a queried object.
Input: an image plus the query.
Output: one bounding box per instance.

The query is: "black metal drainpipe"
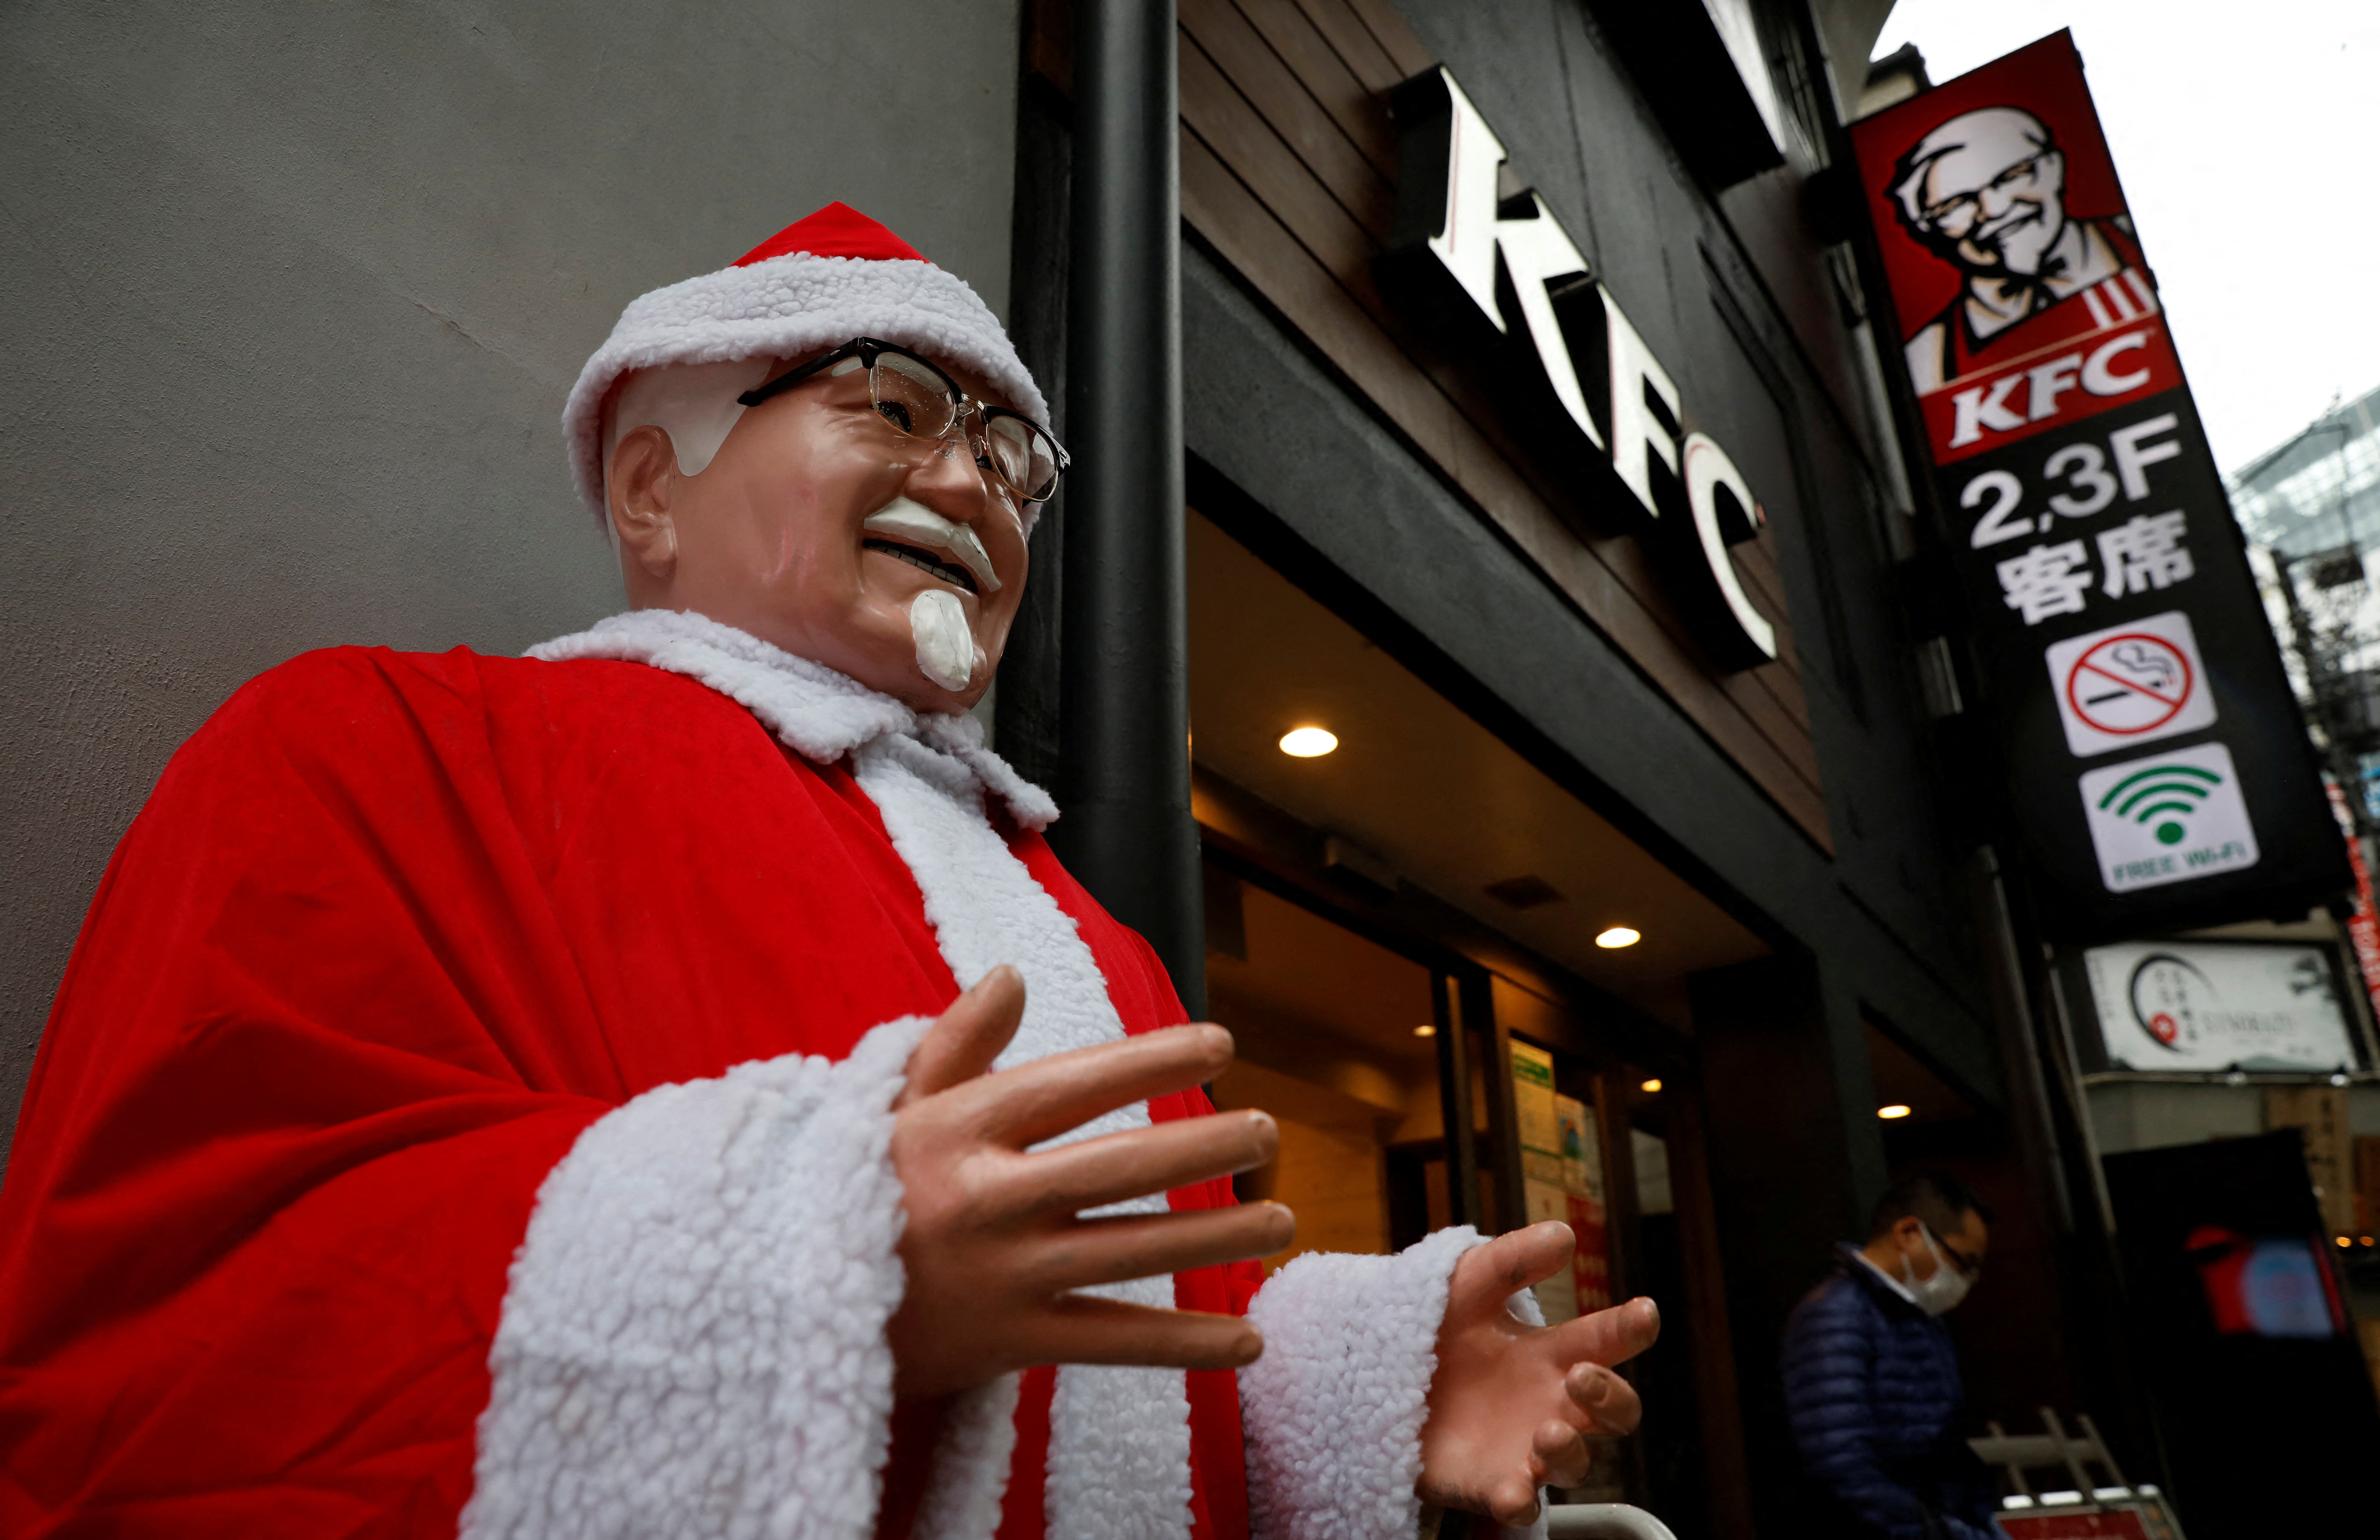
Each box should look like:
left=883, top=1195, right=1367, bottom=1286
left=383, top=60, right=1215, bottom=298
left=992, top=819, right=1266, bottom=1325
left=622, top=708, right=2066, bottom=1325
left=1054, top=0, right=1204, bottom=1017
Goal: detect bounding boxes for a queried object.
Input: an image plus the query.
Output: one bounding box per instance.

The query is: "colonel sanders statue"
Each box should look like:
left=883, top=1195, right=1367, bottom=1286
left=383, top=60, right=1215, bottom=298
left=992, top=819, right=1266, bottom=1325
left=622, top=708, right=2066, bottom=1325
left=0, top=204, right=1657, bottom=1540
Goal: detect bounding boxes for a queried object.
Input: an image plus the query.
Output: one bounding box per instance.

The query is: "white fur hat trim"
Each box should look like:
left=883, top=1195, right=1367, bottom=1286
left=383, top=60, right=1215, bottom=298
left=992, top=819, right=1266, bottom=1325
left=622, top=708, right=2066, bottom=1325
left=564, top=252, right=1046, bottom=524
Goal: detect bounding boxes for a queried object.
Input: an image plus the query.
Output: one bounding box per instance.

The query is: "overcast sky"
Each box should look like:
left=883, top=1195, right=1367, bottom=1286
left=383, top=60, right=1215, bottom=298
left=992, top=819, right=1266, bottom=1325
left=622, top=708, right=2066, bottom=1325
left=1868, top=0, right=2380, bottom=473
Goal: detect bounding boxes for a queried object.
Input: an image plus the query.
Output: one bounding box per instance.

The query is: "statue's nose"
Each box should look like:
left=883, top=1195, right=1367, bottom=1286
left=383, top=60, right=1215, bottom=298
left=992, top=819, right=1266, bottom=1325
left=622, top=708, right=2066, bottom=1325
left=1978, top=183, right=2021, bottom=219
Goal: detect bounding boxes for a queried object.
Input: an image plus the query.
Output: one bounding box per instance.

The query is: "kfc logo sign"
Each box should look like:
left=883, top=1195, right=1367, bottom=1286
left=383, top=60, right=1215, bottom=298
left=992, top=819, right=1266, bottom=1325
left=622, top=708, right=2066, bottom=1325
left=1379, top=67, right=1778, bottom=671
left=1890, top=105, right=2151, bottom=392
left=1848, top=32, right=2350, bottom=935
left=1856, top=37, right=2182, bottom=462
left=1937, top=320, right=2173, bottom=452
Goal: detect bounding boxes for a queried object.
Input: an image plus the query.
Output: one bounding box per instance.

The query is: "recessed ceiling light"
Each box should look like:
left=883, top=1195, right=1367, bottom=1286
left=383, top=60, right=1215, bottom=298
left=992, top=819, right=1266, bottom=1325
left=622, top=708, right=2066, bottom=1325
left=1595, top=926, right=1641, bottom=949
left=1878, top=1104, right=1913, bottom=1120
left=1639, top=1077, right=1662, bottom=1094
left=1413, top=1023, right=1436, bottom=1038
left=1279, top=726, right=1338, bottom=758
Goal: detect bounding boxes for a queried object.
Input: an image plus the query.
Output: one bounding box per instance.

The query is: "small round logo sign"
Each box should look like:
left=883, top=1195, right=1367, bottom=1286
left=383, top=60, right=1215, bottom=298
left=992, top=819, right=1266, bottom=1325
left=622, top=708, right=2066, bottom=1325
left=2128, top=952, right=2213, bottom=1055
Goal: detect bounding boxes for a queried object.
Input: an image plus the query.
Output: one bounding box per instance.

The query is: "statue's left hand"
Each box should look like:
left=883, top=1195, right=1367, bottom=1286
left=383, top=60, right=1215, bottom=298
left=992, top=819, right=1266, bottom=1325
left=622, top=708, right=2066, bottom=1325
left=1418, top=1222, right=1661, bottom=1527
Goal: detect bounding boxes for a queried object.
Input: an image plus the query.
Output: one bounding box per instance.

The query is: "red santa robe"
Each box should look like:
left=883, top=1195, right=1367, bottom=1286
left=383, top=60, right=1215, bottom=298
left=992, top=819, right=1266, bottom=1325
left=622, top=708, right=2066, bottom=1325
left=0, top=609, right=1501, bottom=1540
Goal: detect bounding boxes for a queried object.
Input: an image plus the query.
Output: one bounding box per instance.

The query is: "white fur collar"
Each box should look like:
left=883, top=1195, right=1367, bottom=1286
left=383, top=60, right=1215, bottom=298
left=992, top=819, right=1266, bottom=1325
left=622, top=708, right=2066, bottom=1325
left=526, top=608, right=1058, bottom=831
left=489, top=608, right=1494, bottom=1536
left=524, top=606, right=1191, bottom=1540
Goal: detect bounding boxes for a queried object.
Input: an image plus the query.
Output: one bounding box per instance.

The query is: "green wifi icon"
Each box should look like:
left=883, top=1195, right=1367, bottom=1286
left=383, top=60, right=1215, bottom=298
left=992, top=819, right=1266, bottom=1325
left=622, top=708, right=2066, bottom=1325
left=2097, top=761, right=2222, bottom=846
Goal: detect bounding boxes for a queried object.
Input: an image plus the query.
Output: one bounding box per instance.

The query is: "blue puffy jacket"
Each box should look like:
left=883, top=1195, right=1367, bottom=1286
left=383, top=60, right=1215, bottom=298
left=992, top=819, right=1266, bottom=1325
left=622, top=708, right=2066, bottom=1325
left=1780, top=1244, right=2000, bottom=1540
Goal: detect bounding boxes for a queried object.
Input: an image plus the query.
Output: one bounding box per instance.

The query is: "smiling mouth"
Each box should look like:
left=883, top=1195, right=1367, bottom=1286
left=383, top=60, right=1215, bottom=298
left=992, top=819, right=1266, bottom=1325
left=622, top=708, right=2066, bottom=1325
left=1975, top=205, right=2041, bottom=246
left=864, top=537, right=979, bottom=595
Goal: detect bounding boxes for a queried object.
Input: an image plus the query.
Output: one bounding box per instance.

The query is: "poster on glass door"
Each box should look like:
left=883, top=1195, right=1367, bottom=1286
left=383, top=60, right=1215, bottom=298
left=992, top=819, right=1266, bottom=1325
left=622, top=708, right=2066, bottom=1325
left=1509, top=1040, right=1611, bottom=1321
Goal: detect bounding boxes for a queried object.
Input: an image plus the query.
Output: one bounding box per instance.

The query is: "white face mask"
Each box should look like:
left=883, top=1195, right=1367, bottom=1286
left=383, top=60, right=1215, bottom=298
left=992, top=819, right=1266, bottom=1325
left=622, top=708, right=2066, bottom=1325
left=1901, top=1225, right=1974, bottom=1316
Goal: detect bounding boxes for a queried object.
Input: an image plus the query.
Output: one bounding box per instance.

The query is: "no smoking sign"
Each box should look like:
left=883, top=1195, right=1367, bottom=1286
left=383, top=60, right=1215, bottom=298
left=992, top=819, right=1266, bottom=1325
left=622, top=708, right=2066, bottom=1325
left=2042, top=610, right=2217, bottom=757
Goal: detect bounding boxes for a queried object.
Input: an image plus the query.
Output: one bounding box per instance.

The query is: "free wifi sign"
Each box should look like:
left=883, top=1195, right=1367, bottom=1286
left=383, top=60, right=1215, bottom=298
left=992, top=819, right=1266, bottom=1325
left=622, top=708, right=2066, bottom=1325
left=2078, top=741, right=2259, bottom=893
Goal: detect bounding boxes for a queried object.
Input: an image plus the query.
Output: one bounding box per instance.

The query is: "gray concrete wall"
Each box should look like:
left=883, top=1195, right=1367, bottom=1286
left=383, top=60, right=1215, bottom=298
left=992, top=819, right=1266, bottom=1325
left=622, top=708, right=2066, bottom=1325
left=2089, top=1081, right=2380, bottom=1152
left=0, top=0, right=1022, bottom=1157
left=2086, top=1081, right=2272, bottom=1155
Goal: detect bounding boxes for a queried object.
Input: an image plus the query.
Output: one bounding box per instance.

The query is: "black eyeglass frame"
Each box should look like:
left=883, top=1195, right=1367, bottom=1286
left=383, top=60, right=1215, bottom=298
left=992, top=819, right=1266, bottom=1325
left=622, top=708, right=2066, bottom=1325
left=735, top=336, right=1070, bottom=504
left=1924, top=1222, right=1984, bottom=1279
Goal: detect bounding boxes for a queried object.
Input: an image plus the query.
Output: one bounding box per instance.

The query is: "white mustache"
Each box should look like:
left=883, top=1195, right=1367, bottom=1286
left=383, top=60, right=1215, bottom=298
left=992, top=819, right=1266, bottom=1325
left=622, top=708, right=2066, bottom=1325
left=861, top=498, right=1001, bottom=593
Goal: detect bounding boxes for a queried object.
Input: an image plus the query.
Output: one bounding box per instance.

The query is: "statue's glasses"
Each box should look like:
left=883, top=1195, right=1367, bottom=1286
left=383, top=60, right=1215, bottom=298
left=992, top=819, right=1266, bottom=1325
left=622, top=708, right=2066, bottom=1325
left=738, top=337, right=1069, bottom=505
left=1915, top=155, right=2046, bottom=240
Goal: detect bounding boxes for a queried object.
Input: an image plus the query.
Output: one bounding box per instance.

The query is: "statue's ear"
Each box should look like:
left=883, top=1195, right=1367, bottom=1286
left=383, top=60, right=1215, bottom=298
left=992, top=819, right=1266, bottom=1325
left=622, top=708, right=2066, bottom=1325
left=608, top=425, right=680, bottom=579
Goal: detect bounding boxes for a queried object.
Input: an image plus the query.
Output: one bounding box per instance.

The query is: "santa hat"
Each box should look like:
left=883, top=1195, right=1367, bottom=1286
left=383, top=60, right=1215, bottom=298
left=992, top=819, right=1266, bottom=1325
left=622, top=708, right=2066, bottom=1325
left=563, top=202, right=1046, bottom=523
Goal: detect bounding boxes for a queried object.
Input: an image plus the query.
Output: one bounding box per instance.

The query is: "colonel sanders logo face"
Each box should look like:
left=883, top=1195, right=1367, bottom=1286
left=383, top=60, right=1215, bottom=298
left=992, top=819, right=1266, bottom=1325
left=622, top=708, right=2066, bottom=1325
left=1886, top=104, right=2141, bottom=392
left=1891, top=106, right=2070, bottom=280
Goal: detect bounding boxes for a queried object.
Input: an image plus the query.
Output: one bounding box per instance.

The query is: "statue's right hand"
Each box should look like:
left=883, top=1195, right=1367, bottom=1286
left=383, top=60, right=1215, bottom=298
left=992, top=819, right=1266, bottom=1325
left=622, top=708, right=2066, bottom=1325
left=885, top=966, right=1295, bottom=1400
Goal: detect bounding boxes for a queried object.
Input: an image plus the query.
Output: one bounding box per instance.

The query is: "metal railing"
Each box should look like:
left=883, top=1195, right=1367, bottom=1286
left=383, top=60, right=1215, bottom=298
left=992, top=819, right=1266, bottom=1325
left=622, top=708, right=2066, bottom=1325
left=1543, top=1504, right=1682, bottom=1540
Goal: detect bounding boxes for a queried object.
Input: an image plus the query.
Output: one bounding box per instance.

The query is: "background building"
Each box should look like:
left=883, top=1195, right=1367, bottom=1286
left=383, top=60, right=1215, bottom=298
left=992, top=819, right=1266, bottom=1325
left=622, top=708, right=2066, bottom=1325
left=2219, top=386, right=2380, bottom=1407
left=2232, top=385, right=2380, bottom=828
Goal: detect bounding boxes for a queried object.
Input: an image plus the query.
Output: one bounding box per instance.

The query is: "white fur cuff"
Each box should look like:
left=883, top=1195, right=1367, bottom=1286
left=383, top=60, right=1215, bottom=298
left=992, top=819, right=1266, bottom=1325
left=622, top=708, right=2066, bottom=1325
left=1240, top=1227, right=1492, bottom=1540
left=461, top=1015, right=934, bottom=1540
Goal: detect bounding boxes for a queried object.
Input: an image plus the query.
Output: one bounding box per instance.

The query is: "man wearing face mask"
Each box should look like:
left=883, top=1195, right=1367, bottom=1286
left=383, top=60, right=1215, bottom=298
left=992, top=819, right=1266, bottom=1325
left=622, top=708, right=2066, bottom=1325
left=1780, top=1172, right=2001, bottom=1540
left=0, top=203, right=1660, bottom=1540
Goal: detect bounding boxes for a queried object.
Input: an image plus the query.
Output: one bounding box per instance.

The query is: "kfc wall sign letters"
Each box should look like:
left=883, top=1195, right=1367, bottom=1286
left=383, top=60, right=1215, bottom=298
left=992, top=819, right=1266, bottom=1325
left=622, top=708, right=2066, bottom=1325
left=1378, top=67, right=1777, bottom=672
left=1850, top=32, right=2345, bottom=936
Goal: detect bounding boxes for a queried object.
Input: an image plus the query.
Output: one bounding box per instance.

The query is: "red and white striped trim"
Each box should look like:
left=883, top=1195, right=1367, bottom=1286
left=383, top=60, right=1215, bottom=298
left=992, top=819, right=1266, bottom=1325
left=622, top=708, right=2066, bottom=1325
left=2081, top=267, right=2160, bottom=330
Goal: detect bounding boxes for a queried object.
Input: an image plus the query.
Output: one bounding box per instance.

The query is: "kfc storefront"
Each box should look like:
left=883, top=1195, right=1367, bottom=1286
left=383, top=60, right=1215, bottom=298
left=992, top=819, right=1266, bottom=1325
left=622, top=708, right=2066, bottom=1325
left=990, top=1, right=2103, bottom=1533
left=0, top=1, right=2157, bottom=1536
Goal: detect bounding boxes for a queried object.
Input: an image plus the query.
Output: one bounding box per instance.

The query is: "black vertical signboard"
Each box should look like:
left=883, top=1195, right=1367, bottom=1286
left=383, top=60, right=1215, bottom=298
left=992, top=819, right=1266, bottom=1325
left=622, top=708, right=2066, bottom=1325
left=1849, top=31, right=2347, bottom=938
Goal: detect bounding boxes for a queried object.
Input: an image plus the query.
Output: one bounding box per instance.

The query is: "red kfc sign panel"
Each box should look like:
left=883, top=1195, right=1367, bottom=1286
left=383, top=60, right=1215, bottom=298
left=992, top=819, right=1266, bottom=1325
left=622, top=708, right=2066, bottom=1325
left=1850, top=32, right=2181, bottom=464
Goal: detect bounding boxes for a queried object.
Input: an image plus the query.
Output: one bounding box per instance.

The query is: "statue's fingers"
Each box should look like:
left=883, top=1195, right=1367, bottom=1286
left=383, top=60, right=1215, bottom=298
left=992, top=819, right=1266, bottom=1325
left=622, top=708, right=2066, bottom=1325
left=1021, top=1293, right=1264, bottom=1373
left=1533, top=1418, right=1591, bottom=1489
left=1016, top=1109, right=1278, bottom=1218
left=1546, top=1295, right=1661, bottom=1371
left=1565, top=1361, right=1643, bottom=1435
left=898, top=966, right=1026, bottom=1107
left=952, top=1023, right=1235, bottom=1148
left=1484, top=1469, right=1544, bottom=1529
left=1447, top=1221, right=1574, bottom=1319
left=1022, top=1202, right=1295, bottom=1292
